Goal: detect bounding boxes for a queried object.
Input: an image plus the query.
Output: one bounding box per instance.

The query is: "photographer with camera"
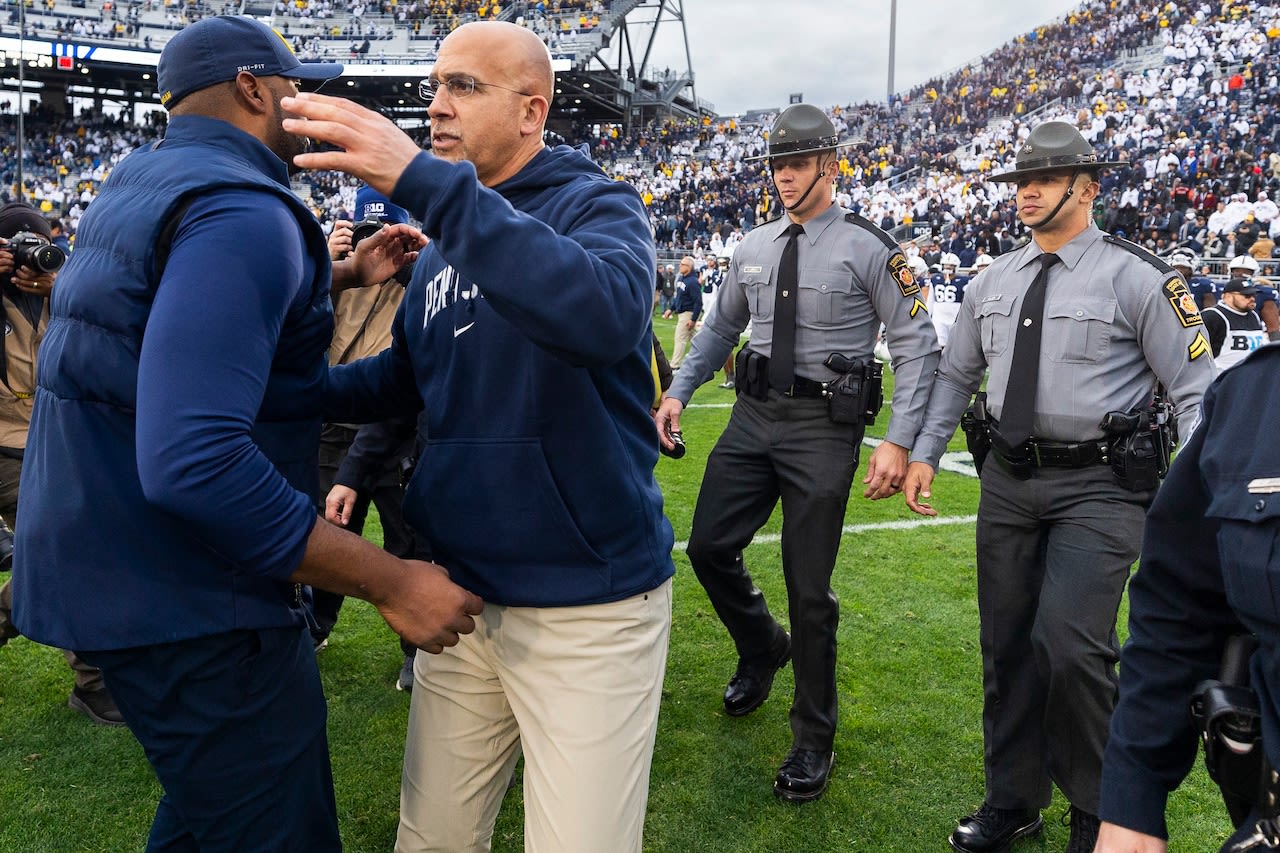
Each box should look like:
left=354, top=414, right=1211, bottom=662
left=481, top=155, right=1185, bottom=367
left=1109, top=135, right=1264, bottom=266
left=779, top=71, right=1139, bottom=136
left=0, top=202, right=124, bottom=726
left=312, top=186, right=423, bottom=692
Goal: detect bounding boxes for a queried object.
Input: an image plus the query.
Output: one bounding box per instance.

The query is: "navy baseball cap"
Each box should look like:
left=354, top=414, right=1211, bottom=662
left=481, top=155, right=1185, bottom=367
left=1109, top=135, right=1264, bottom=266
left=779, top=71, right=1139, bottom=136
left=158, top=16, right=343, bottom=110
left=354, top=185, right=410, bottom=224
left=1223, top=277, right=1257, bottom=296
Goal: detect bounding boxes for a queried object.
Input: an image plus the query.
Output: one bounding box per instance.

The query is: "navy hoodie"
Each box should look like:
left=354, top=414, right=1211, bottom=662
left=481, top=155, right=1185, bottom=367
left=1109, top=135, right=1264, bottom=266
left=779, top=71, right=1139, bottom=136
left=327, top=146, right=674, bottom=607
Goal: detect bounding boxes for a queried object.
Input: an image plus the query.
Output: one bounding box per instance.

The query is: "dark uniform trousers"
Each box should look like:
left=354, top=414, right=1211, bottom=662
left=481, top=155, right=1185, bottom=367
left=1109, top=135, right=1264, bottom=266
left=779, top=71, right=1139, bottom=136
left=977, top=458, right=1151, bottom=815
left=686, top=391, right=861, bottom=751
left=78, top=627, right=340, bottom=852
left=311, top=425, right=416, bottom=654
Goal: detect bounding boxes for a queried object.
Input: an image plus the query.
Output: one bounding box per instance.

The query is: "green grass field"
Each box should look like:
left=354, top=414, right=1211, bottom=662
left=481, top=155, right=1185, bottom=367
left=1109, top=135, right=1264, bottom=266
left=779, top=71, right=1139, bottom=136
left=0, top=316, right=1232, bottom=851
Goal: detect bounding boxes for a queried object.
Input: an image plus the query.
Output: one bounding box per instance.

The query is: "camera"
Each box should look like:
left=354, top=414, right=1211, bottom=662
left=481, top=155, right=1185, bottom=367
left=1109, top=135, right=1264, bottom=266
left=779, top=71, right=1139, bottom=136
left=349, top=219, right=385, bottom=251
left=5, top=231, right=65, bottom=274
left=336, top=219, right=385, bottom=261
left=340, top=218, right=415, bottom=285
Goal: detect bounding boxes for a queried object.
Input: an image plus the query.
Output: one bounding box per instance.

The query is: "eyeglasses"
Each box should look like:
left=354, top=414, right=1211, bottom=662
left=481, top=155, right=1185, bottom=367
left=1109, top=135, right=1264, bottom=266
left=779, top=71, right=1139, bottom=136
left=419, top=75, right=533, bottom=103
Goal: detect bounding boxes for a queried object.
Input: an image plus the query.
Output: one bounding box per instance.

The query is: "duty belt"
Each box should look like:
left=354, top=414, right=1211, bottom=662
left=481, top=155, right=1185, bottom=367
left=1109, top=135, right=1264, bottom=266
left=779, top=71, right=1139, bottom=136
left=992, top=437, right=1109, bottom=469
left=778, top=375, right=826, bottom=399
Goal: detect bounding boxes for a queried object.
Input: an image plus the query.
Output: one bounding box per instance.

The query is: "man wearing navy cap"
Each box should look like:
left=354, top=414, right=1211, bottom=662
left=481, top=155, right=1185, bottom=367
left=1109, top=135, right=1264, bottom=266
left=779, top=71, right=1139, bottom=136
left=1201, top=277, right=1266, bottom=370
left=13, top=16, right=482, bottom=850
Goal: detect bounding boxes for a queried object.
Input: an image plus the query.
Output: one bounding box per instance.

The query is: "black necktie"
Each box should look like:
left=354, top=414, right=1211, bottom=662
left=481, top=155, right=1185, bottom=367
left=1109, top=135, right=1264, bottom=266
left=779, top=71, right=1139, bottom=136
left=768, top=223, right=805, bottom=392
left=999, top=253, right=1060, bottom=448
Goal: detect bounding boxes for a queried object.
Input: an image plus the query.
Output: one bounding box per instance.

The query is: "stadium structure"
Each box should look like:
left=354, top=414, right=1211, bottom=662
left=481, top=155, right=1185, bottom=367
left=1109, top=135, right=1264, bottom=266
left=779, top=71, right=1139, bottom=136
left=0, top=0, right=710, bottom=134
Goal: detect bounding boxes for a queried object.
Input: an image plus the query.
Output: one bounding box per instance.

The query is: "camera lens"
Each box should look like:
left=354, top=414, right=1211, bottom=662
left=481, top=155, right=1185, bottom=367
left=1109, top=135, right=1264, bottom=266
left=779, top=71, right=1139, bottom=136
left=27, top=243, right=65, bottom=274
left=350, top=220, right=386, bottom=251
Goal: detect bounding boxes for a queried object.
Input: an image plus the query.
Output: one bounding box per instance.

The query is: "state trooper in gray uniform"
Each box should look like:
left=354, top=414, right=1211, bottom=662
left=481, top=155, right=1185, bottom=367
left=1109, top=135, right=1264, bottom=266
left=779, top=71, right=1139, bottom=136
left=653, top=104, right=940, bottom=803
left=901, top=121, right=1217, bottom=853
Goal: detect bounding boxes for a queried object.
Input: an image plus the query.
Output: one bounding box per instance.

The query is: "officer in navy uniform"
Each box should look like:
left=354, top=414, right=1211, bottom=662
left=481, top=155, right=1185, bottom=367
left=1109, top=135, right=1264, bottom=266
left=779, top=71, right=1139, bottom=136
left=653, top=104, right=940, bottom=802
left=1202, top=277, right=1267, bottom=370
left=1096, top=345, right=1280, bottom=852
left=901, top=120, right=1216, bottom=853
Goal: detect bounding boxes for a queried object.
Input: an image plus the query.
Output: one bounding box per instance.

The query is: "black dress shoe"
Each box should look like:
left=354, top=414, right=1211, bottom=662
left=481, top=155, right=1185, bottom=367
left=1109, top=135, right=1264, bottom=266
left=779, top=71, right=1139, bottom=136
left=723, top=633, right=790, bottom=717
left=773, top=747, right=834, bottom=802
left=1065, top=806, right=1100, bottom=853
left=949, top=802, right=1042, bottom=853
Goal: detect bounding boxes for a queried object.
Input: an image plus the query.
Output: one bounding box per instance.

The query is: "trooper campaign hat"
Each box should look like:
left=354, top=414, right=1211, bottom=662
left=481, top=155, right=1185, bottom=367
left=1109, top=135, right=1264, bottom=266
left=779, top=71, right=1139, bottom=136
left=989, top=120, right=1125, bottom=183
left=747, top=104, right=858, bottom=162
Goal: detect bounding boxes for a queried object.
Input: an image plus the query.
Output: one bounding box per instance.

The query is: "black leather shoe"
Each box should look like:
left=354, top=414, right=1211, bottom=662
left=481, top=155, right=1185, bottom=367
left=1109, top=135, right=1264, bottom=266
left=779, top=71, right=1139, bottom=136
left=1065, top=806, right=1100, bottom=853
left=68, top=686, right=127, bottom=727
left=949, top=802, right=1042, bottom=852
left=773, top=747, right=834, bottom=802
left=723, top=633, right=790, bottom=717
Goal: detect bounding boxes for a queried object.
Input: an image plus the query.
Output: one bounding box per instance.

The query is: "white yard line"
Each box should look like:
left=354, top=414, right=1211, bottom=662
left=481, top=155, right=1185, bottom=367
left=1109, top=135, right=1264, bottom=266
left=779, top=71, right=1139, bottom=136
left=672, top=513, right=978, bottom=552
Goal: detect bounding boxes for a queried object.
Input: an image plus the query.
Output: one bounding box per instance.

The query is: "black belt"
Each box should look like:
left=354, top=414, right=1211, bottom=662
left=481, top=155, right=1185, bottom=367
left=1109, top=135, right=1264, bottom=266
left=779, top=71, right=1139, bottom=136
left=992, top=437, right=1109, bottom=469
left=777, top=375, right=826, bottom=399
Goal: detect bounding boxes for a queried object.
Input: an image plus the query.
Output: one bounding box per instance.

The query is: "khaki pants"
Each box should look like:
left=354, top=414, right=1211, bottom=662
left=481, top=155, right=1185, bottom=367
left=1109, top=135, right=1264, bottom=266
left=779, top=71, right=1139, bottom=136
left=396, top=579, right=672, bottom=853
left=670, top=311, right=695, bottom=368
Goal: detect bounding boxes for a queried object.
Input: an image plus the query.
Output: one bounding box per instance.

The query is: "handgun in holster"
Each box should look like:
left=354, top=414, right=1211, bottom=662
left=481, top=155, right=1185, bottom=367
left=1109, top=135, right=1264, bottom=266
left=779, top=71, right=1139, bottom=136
left=1191, top=633, right=1273, bottom=827
left=960, top=392, right=991, bottom=476
left=822, top=353, right=884, bottom=426
left=1100, top=387, right=1174, bottom=493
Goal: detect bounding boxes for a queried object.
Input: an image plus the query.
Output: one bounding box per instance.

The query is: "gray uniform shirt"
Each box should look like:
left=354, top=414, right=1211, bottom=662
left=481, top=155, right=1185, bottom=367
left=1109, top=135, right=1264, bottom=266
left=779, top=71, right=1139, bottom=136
left=668, top=203, right=941, bottom=449
left=910, top=224, right=1217, bottom=468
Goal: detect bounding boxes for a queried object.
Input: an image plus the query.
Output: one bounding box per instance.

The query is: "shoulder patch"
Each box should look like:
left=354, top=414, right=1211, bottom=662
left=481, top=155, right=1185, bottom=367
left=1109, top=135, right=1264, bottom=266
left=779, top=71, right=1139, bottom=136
left=888, top=252, right=921, bottom=298
left=1162, top=276, right=1203, bottom=328
left=843, top=212, right=900, bottom=251
left=1103, top=234, right=1176, bottom=275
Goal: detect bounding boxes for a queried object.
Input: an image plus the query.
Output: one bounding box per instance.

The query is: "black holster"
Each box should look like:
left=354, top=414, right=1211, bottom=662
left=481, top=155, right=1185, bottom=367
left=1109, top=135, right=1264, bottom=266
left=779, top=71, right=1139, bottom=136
left=1100, top=405, right=1172, bottom=492
left=822, top=353, right=883, bottom=425
left=960, top=392, right=991, bottom=476
left=734, top=347, right=770, bottom=400
left=1191, top=634, right=1276, bottom=827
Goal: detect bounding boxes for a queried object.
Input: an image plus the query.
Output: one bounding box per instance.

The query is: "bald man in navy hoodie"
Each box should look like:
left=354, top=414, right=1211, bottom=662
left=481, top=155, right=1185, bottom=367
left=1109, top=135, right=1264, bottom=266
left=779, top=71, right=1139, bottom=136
left=285, top=20, right=674, bottom=853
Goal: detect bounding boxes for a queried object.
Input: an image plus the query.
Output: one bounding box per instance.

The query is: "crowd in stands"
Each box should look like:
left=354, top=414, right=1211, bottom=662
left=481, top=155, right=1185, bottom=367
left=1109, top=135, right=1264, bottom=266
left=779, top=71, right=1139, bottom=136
left=268, top=0, right=611, bottom=60
left=2, top=0, right=1279, bottom=281
left=3, top=0, right=614, bottom=67
left=590, top=0, right=1280, bottom=274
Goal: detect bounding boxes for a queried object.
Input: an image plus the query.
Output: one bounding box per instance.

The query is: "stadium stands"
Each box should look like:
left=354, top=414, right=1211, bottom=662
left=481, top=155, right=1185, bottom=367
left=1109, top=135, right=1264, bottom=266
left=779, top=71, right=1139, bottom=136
left=2, top=0, right=1278, bottom=284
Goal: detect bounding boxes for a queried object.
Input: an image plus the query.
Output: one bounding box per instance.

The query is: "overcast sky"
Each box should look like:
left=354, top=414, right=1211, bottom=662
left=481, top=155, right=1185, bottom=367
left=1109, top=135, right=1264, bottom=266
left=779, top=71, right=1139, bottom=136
left=641, top=0, right=1085, bottom=116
